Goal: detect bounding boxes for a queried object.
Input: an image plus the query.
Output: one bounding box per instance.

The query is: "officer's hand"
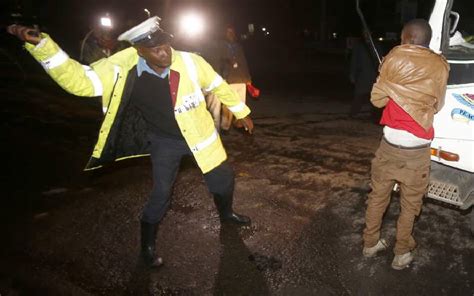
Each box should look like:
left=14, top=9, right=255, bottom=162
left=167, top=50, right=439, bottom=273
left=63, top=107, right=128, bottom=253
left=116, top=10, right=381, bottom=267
left=7, top=24, right=42, bottom=45
left=238, top=116, right=254, bottom=135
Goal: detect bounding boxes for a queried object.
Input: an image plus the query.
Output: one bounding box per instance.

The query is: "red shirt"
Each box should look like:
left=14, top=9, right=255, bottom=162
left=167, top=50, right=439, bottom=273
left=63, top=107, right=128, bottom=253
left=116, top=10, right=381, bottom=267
left=380, top=99, right=434, bottom=140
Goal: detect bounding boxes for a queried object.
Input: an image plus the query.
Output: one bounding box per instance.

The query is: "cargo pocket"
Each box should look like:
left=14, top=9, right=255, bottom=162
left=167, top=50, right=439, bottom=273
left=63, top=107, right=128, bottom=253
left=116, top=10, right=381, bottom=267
left=400, top=158, right=430, bottom=216
left=403, top=157, right=430, bottom=189
left=370, top=153, right=392, bottom=183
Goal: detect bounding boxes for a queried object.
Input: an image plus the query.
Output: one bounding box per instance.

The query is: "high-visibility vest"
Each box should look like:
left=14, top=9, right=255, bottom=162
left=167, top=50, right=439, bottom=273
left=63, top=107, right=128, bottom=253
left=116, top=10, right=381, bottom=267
left=26, top=35, right=251, bottom=173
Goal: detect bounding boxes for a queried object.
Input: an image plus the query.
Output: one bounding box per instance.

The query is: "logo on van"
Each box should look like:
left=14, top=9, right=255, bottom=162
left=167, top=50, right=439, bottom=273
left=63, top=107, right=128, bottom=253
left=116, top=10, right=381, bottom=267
left=451, top=108, right=474, bottom=124
left=452, top=93, right=474, bottom=110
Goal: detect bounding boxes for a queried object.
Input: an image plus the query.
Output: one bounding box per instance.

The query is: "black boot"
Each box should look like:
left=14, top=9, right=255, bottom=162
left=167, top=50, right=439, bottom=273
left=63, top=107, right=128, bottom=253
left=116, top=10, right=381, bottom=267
left=140, top=221, right=163, bottom=268
left=213, top=194, right=251, bottom=225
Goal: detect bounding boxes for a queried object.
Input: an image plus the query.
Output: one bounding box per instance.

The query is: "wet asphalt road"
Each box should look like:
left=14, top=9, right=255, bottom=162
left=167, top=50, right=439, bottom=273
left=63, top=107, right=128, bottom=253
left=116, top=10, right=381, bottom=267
left=0, top=56, right=473, bottom=295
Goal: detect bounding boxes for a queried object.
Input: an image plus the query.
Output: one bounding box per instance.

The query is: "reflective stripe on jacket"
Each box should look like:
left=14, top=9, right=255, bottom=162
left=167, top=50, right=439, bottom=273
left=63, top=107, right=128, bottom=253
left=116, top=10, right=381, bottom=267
left=25, top=34, right=251, bottom=173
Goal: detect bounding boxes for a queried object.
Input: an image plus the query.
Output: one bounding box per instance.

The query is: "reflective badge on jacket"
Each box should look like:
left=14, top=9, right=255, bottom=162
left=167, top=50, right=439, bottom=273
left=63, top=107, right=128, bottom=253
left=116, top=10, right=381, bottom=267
left=174, top=92, right=204, bottom=114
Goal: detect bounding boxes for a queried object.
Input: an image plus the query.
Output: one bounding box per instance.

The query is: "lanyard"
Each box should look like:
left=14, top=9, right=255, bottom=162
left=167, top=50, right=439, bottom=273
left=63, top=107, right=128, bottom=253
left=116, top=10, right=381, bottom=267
left=226, top=42, right=238, bottom=57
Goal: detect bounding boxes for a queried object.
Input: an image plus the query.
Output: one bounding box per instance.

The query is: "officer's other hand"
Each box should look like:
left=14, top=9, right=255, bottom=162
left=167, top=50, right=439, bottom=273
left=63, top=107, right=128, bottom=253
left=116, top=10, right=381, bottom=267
left=238, top=116, right=254, bottom=134
left=7, top=24, right=42, bottom=45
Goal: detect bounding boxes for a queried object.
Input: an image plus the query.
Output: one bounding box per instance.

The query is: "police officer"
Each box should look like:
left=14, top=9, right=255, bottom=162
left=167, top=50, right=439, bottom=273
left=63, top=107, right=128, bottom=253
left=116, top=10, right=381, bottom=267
left=8, top=16, right=254, bottom=268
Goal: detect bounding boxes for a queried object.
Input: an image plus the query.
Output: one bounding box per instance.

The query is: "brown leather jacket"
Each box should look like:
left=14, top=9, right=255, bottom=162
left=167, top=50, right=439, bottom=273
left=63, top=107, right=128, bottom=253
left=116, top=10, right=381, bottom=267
left=371, top=44, right=450, bottom=130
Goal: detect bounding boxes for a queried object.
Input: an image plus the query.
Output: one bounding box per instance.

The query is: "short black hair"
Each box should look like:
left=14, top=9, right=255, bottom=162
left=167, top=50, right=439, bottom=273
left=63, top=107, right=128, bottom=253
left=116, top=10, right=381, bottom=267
left=402, top=19, right=432, bottom=46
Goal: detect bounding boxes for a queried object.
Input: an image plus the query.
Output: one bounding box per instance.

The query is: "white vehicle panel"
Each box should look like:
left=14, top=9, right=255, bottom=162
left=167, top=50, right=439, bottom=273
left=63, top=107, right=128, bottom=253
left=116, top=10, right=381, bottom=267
left=432, top=83, right=474, bottom=172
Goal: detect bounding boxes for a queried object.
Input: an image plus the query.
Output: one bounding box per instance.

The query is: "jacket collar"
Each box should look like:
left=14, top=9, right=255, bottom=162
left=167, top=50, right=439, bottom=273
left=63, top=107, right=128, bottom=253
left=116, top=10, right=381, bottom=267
left=136, top=57, right=170, bottom=78
left=105, top=46, right=179, bottom=73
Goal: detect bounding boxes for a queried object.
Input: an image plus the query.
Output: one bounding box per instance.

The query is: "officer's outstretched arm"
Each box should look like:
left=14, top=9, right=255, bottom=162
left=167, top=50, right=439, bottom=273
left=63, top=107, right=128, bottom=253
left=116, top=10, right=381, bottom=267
left=193, top=54, right=250, bottom=120
left=8, top=25, right=103, bottom=98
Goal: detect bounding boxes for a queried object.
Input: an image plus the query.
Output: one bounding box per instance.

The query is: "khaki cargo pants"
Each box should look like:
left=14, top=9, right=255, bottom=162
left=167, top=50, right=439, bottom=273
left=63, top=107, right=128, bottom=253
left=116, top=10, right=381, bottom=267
left=363, top=138, right=431, bottom=255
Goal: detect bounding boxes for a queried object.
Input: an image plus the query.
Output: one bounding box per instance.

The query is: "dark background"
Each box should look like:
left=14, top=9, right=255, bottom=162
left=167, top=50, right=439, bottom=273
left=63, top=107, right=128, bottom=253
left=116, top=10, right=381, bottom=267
left=2, top=0, right=474, bottom=108
left=2, top=0, right=474, bottom=59
left=1, top=0, right=457, bottom=54
left=0, top=1, right=473, bottom=295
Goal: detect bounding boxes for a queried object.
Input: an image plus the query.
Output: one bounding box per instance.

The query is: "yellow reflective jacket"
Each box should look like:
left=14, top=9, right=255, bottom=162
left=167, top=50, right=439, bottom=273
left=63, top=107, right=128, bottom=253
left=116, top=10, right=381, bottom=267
left=25, top=34, right=251, bottom=173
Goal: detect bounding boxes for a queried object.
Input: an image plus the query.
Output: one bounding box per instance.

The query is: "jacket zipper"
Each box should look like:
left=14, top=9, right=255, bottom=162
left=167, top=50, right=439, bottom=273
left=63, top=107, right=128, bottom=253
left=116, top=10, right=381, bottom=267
left=106, top=70, right=120, bottom=113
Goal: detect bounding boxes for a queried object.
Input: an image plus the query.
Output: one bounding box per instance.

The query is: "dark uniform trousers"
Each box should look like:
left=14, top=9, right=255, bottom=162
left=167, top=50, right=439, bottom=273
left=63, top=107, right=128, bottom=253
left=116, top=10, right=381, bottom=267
left=141, top=133, right=234, bottom=224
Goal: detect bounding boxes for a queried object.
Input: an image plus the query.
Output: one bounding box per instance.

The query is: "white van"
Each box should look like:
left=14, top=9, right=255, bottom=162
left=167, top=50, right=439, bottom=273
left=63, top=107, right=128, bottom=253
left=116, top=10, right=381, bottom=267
left=426, top=0, right=474, bottom=232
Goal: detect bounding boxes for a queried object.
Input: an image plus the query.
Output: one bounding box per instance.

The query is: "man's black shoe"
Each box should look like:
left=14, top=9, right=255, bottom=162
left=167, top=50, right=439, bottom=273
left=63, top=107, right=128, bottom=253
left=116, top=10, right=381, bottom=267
left=213, top=194, right=251, bottom=226
left=220, top=212, right=251, bottom=225
left=140, top=221, right=163, bottom=268
left=141, top=245, right=164, bottom=268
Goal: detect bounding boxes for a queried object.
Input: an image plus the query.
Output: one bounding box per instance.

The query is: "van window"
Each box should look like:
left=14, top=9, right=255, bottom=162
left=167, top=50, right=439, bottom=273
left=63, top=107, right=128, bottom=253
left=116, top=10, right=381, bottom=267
left=445, top=2, right=474, bottom=60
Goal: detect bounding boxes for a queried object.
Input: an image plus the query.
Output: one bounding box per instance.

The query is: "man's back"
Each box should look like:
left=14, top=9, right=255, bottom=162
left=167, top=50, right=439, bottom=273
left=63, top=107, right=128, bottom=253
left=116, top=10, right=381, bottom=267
left=371, top=44, right=449, bottom=130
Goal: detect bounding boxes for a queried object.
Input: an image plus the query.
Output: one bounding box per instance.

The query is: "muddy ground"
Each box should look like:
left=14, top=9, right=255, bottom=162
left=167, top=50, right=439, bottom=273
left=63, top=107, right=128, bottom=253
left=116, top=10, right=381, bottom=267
left=0, top=54, right=473, bottom=296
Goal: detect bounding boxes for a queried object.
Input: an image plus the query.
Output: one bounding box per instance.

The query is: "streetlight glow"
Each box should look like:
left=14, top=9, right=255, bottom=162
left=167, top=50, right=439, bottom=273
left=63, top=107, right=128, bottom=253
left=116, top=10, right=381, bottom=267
left=179, top=12, right=205, bottom=37
left=100, top=16, right=112, bottom=28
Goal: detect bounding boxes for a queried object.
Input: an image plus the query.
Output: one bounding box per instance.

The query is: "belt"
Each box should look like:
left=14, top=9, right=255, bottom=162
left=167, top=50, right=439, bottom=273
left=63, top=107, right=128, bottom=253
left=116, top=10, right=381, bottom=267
left=382, top=137, right=431, bottom=150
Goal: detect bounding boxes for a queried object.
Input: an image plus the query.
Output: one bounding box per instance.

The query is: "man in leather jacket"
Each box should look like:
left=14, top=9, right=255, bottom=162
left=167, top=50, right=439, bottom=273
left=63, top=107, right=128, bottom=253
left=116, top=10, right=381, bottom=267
left=361, top=19, right=449, bottom=270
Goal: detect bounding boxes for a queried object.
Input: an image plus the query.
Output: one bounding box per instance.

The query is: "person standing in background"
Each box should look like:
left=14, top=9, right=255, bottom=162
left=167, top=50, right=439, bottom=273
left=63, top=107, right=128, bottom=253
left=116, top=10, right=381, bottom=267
left=80, top=24, right=128, bottom=64
left=206, top=26, right=252, bottom=132
left=349, top=33, right=380, bottom=120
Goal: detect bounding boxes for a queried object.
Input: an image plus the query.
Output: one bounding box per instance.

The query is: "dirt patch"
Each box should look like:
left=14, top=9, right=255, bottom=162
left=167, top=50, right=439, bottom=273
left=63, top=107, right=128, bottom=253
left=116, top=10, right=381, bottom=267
left=1, top=86, right=472, bottom=295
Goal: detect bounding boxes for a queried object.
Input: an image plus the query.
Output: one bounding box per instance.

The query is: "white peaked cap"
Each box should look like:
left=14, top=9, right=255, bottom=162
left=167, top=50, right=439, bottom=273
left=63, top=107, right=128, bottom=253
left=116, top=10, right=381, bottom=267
left=118, top=16, right=164, bottom=44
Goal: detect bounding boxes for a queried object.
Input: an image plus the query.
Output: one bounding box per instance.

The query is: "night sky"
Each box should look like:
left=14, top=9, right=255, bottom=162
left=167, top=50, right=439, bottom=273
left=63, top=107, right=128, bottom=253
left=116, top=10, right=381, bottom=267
left=2, top=0, right=474, bottom=55
left=2, top=0, right=408, bottom=38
